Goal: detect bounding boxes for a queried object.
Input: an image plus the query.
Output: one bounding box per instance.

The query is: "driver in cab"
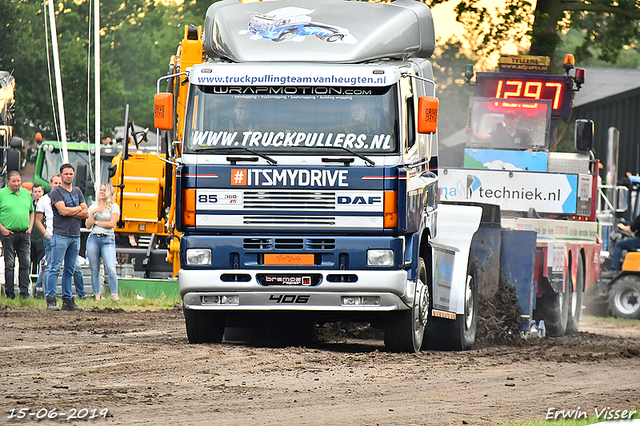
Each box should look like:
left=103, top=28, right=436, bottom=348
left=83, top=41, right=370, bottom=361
left=223, top=98, right=259, bottom=132
left=466, top=111, right=532, bottom=147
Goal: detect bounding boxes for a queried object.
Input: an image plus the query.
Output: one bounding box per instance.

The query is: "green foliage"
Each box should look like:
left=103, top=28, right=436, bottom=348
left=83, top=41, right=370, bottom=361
left=435, top=0, right=640, bottom=66
left=557, top=28, right=640, bottom=69
left=569, top=1, right=640, bottom=64
left=452, top=0, right=534, bottom=57
left=0, top=0, right=204, bottom=142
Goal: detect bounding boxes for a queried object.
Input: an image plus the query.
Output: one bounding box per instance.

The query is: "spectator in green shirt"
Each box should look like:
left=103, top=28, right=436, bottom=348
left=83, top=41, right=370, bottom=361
left=0, top=171, right=35, bottom=299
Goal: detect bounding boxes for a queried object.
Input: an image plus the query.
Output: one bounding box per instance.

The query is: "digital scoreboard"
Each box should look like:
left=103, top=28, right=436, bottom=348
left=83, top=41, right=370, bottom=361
left=474, top=72, right=572, bottom=117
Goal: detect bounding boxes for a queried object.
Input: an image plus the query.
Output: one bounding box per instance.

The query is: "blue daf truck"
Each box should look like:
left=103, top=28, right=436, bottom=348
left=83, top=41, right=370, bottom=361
left=153, top=0, right=488, bottom=352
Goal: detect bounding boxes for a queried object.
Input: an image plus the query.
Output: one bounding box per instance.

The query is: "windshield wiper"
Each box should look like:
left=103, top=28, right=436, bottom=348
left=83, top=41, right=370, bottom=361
left=214, top=146, right=277, bottom=165
left=316, top=146, right=376, bottom=167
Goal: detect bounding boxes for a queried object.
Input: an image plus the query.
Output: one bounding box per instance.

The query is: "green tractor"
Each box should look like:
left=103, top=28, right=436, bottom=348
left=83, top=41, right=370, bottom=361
left=32, top=140, right=117, bottom=201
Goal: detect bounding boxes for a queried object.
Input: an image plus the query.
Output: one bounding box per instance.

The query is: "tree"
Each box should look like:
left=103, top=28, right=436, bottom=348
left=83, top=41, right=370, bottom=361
left=434, top=0, right=640, bottom=65
left=0, top=0, right=198, bottom=142
left=431, top=39, right=475, bottom=139
left=556, top=27, right=640, bottom=68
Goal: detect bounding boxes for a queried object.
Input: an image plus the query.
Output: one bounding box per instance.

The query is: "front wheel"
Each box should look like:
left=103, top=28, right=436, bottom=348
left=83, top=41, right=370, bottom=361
left=423, top=253, right=478, bottom=351
left=445, top=256, right=478, bottom=350
left=608, top=276, right=640, bottom=320
left=184, top=306, right=225, bottom=344
left=384, top=258, right=429, bottom=353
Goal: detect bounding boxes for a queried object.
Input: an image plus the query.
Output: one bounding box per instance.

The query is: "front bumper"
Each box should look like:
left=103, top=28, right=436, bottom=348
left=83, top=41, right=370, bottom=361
left=180, top=268, right=413, bottom=312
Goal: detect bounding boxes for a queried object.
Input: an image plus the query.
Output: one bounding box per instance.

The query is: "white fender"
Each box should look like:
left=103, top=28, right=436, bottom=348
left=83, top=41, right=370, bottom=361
left=429, top=203, right=482, bottom=315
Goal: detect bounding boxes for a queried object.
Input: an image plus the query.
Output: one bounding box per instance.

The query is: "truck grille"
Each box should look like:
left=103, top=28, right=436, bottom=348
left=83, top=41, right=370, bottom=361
left=243, top=238, right=272, bottom=249
left=243, top=191, right=336, bottom=210
left=307, top=239, right=336, bottom=250
left=242, top=238, right=336, bottom=250
left=274, top=239, right=304, bottom=250
left=243, top=216, right=336, bottom=226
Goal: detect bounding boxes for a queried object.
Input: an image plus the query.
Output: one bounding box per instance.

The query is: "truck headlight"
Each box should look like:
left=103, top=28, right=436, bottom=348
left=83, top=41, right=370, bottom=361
left=186, top=248, right=212, bottom=266
left=367, top=249, right=394, bottom=267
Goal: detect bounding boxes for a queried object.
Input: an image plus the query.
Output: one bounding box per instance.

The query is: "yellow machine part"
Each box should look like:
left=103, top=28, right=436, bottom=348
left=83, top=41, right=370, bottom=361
left=174, top=25, right=204, bottom=143
left=168, top=236, right=181, bottom=277
left=160, top=25, right=204, bottom=276
left=622, top=252, right=640, bottom=272
left=111, top=151, right=169, bottom=236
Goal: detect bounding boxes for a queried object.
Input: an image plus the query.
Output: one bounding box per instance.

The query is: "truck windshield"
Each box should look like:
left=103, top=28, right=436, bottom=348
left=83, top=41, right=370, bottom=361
left=40, top=149, right=113, bottom=186
left=439, top=98, right=552, bottom=168
left=184, top=85, right=398, bottom=154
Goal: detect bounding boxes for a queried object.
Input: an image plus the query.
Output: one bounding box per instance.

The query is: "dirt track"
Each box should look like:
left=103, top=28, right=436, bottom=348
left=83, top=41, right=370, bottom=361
left=1, top=306, right=639, bottom=425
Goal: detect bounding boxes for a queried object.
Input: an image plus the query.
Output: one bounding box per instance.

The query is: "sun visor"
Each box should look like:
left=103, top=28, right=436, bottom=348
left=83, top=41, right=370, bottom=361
left=203, top=0, right=435, bottom=63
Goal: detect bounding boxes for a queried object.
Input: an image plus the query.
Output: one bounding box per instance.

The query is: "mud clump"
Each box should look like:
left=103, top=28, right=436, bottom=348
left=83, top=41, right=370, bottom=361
left=316, top=281, right=525, bottom=348
left=315, top=322, right=384, bottom=342
left=475, top=280, right=525, bottom=347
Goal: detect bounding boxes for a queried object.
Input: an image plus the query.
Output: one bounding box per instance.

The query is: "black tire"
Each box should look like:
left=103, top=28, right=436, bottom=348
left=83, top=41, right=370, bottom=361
left=384, top=258, right=429, bottom=353
left=184, top=306, right=225, bottom=344
left=6, top=147, right=20, bottom=173
left=608, top=276, right=640, bottom=320
left=565, top=255, right=584, bottom=335
left=536, top=288, right=569, bottom=337
left=423, top=254, right=478, bottom=351
left=445, top=256, right=478, bottom=350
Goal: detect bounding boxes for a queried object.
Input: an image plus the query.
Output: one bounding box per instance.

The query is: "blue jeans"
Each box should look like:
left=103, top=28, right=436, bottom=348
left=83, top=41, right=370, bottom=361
left=36, top=237, right=53, bottom=288
left=611, top=236, right=640, bottom=270
left=40, top=237, right=86, bottom=297
left=46, top=234, right=85, bottom=299
left=86, top=234, right=118, bottom=296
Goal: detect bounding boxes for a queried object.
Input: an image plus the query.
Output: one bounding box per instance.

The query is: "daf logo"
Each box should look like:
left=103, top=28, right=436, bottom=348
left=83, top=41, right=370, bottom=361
left=337, top=196, right=382, bottom=205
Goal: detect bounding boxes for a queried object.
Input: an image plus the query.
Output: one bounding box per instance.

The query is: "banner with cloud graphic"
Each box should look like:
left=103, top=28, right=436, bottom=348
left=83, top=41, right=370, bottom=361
left=439, top=168, right=579, bottom=214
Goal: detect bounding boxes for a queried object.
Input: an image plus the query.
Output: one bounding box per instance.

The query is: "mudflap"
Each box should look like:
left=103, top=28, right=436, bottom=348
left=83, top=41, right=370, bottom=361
left=499, top=230, right=537, bottom=330
left=469, top=206, right=502, bottom=302
left=425, top=203, right=483, bottom=350
left=438, top=202, right=503, bottom=311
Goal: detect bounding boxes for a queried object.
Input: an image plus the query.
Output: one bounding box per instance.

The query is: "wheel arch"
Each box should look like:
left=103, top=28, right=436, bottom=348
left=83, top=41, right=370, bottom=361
left=565, top=247, right=589, bottom=294
left=566, top=242, right=599, bottom=295
left=576, top=249, right=586, bottom=293
left=405, top=220, right=433, bottom=281
left=419, top=228, right=433, bottom=289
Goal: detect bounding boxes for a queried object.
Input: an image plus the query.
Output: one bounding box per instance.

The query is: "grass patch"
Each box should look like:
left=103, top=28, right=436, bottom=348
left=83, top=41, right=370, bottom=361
left=497, top=408, right=640, bottom=425
left=0, top=293, right=182, bottom=311
left=581, top=315, right=640, bottom=328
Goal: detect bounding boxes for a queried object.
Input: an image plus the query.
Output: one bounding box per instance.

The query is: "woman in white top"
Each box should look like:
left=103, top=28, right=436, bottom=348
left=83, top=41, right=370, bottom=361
left=85, top=183, right=120, bottom=300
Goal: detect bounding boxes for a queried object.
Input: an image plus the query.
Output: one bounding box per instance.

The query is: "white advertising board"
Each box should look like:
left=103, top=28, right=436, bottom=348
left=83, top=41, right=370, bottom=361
left=439, top=168, right=578, bottom=214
